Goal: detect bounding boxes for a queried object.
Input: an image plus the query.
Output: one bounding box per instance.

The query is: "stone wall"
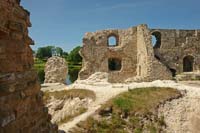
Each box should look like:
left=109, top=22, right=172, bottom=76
left=79, top=27, right=139, bottom=82
left=44, top=56, right=68, bottom=84
left=136, top=25, right=149, bottom=78
left=135, top=25, right=172, bottom=82
left=79, top=24, right=172, bottom=83
left=0, top=0, right=58, bottom=132
left=151, top=29, right=200, bottom=74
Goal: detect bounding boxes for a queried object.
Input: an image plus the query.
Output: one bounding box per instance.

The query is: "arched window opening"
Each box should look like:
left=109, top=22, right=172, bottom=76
left=151, top=31, right=161, bottom=48
left=183, top=55, right=194, bottom=72
left=108, top=35, right=118, bottom=46
left=151, top=35, right=157, bottom=47
left=108, top=58, right=122, bottom=71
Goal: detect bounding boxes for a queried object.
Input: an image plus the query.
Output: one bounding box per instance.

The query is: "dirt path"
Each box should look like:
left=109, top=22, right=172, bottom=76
left=59, top=82, right=129, bottom=132
left=179, top=81, right=200, bottom=88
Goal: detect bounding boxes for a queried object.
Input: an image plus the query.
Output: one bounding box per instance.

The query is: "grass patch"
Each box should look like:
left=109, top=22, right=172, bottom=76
left=73, top=87, right=182, bottom=133
left=43, top=89, right=96, bottom=103
left=108, top=87, right=181, bottom=115
left=34, top=58, right=46, bottom=69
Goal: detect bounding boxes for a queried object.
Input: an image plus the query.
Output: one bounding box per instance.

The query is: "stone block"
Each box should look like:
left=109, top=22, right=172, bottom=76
left=11, top=32, right=23, bottom=40
left=0, top=113, right=15, bottom=127
left=8, top=21, right=24, bottom=32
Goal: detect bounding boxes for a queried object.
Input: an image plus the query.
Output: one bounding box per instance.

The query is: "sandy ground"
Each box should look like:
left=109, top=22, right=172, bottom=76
left=179, top=81, right=200, bottom=87
left=41, top=74, right=200, bottom=133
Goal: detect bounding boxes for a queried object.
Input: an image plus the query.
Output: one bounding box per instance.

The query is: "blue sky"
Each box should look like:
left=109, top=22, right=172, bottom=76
left=21, top=0, right=200, bottom=52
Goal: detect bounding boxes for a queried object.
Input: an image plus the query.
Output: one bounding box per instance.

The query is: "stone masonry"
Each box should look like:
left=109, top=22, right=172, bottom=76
left=79, top=24, right=200, bottom=83
left=151, top=29, right=200, bottom=74
left=0, top=0, right=58, bottom=132
left=79, top=24, right=171, bottom=82
left=44, top=56, right=68, bottom=84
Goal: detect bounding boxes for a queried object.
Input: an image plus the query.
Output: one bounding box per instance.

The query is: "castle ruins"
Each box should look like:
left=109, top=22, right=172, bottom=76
left=79, top=24, right=200, bottom=82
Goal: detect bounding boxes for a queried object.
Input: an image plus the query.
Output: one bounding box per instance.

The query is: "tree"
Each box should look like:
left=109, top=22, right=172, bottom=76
left=55, top=47, right=63, bottom=56
left=36, top=46, right=54, bottom=59
left=36, top=46, right=65, bottom=59
left=62, top=51, right=68, bottom=59
left=68, top=46, right=82, bottom=64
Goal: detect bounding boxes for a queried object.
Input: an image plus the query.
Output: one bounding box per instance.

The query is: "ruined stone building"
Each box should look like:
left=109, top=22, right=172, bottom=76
left=79, top=24, right=200, bottom=82
left=0, top=0, right=57, bottom=132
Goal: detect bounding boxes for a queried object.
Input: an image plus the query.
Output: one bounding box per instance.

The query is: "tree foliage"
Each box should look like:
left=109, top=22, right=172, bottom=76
left=36, top=46, right=64, bottom=59
left=55, top=47, right=63, bottom=56
left=62, top=51, right=68, bottom=59
left=68, top=46, right=82, bottom=64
